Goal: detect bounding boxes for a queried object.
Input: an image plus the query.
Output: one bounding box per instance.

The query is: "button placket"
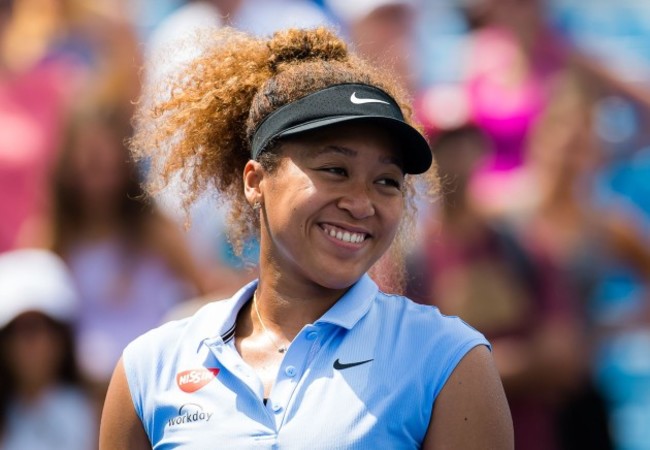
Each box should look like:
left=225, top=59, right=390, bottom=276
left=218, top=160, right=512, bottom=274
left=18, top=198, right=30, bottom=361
left=266, top=326, right=322, bottom=428
left=205, top=338, right=265, bottom=401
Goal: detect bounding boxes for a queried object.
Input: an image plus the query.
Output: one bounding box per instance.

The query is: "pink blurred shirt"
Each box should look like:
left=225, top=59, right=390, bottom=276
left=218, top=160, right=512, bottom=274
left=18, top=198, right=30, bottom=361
left=0, top=60, right=73, bottom=251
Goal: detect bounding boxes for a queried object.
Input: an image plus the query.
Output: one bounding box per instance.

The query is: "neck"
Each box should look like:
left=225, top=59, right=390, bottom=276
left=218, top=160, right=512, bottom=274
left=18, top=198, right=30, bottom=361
left=253, top=270, right=346, bottom=342
left=441, top=180, right=479, bottom=222
left=16, top=380, right=54, bottom=404
left=538, top=168, right=579, bottom=212
left=244, top=224, right=360, bottom=348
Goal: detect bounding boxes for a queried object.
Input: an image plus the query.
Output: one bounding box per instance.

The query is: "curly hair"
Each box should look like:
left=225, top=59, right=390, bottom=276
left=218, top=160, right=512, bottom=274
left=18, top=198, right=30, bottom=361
left=130, top=26, right=439, bottom=291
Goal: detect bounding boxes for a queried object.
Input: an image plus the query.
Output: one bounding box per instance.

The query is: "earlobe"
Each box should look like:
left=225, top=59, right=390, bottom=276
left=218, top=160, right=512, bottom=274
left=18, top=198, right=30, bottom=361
left=243, top=160, right=264, bottom=207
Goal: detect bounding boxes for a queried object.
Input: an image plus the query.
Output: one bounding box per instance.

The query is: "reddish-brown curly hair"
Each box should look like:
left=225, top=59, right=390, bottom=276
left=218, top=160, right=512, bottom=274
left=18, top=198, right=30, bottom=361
left=130, top=26, right=439, bottom=291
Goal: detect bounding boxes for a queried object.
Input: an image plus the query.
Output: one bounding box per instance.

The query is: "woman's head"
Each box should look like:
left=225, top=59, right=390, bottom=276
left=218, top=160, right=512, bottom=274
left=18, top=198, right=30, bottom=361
left=51, top=102, right=149, bottom=252
left=526, top=68, right=600, bottom=180
left=131, top=27, right=437, bottom=289
left=244, top=121, right=407, bottom=289
left=0, top=249, right=82, bottom=426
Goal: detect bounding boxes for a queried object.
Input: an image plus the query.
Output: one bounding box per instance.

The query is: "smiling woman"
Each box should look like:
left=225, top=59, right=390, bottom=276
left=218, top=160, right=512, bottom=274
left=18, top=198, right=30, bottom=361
left=99, top=27, right=513, bottom=450
left=253, top=122, right=406, bottom=292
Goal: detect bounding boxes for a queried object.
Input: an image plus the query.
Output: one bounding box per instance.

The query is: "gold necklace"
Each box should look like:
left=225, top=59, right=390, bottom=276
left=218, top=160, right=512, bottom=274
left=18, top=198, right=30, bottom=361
left=253, top=292, right=287, bottom=354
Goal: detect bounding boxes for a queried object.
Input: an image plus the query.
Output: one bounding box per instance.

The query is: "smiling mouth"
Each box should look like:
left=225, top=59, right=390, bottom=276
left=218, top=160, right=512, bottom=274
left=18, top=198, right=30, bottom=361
left=320, top=224, right=369, bottom=244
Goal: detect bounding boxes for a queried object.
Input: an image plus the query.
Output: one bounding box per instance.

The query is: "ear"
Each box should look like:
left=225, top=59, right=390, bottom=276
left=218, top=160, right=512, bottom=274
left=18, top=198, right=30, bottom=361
left=243, top=160, right=264, bottom=207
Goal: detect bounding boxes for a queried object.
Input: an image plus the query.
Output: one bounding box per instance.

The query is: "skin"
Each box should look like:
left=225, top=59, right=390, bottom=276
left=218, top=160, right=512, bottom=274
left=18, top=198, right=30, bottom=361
left=238, top=123, right=405, bottom=397
left=4, top=312, right=66, bottom=399
left=99, top=359, right=150, bottom=450
left=99, top=122, right=513, bottom=449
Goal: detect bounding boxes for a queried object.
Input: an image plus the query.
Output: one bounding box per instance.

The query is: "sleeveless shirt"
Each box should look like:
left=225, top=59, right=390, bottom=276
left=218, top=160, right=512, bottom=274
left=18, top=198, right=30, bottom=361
left=123, top=274, right=489, bottom=449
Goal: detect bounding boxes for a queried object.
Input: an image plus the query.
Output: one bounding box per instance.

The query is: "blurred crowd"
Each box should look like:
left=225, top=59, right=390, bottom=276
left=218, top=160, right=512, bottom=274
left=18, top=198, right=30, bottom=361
left=2, top=0, right=650, bottom=449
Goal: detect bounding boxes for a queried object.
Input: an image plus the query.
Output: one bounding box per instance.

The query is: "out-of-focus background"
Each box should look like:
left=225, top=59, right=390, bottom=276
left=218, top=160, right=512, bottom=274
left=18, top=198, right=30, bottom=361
left=1, top=0, right=650, bottom=449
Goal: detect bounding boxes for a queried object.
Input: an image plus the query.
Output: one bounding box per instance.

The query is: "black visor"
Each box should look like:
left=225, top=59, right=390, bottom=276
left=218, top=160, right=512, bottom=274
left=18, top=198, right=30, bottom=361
left=250, top=83, right=432, bottom=174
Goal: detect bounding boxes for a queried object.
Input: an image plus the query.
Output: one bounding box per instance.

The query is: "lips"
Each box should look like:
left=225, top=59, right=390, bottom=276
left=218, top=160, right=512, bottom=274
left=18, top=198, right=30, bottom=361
left=320, top=223, right=369, bottom=244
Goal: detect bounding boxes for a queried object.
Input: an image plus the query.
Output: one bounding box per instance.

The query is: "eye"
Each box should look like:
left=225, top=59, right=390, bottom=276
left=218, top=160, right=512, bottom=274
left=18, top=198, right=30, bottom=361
left=377, top=177, right=402, bottom=190
left=320, top=167, right=347, bottom=177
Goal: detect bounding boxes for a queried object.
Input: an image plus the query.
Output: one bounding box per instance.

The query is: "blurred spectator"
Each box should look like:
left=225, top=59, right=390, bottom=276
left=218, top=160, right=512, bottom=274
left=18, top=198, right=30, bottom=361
left=454, top=0, right=568, bottom=216
left=407, top=124, right=588, bottom=450
left=148, top=0, right=330, bottom=47
left=0, top=249, right=96, bottom=450
left=325, top=0, right=418, bottom=92
left=505, top=68, right=650, bottom=450
left=429, top=0, right=650, bottom=221
left=1, top=0, right=142, bottom=253
left=228, top=0, right=330, bottom=36
left=0, top=0, right=77, bottom=253
left=26, top=101, right=206, bottom=391
left=510, top=68, right=650, bottom=338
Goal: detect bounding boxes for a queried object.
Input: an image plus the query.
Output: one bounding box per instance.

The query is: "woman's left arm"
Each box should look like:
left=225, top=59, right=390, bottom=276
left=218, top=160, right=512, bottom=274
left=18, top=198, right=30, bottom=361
left=422, top=345, right=514, bottom=450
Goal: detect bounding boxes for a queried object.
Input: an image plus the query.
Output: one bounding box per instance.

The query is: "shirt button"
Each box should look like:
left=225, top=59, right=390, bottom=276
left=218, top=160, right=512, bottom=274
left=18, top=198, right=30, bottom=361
left=306, top=331, right=318, bottom=340
left=285, top=365, right=296, bottom=377
left=272, top=403, right=283, bottom=413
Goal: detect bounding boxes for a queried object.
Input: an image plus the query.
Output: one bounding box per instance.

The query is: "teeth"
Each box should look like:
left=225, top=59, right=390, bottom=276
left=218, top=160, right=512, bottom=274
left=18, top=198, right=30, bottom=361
left=323, top=225, right=366, bottom=244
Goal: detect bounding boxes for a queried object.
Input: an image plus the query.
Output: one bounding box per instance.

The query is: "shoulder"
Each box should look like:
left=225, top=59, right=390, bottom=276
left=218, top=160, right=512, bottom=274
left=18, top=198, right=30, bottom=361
left=121, top=299, right=233, bottom=420
left=424, top=345, right=514, bottom=449
left=373, top=290, right=488, bottom=346
left=122, top=298, right=234, bottom=390
left=368, top=291, right=490, bottom=393
left=123, top=314, right=190, bottom=364
left=124, top=299, right=227, bottom=360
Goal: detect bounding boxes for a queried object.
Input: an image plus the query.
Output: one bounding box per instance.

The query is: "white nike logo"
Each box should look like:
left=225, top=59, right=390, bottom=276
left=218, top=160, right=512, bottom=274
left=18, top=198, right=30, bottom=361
left=350, top=92, right=390, bottom=105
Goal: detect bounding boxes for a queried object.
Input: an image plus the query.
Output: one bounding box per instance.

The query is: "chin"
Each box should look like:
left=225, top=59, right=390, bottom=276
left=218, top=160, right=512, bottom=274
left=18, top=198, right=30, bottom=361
left=310, top=267, right=367, bottom=291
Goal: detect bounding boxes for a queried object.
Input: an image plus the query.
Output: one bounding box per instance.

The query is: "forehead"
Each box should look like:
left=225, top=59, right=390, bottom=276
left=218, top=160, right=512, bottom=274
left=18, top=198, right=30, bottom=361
left=279, top=122, right=404, bottom=166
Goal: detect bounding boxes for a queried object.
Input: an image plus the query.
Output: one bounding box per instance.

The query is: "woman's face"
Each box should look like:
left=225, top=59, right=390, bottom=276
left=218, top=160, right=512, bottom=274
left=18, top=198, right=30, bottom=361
left=252, top=122, right=405, bottom=291
left=70, top=122, right=129, bottom=208
left=3, top=312, right=66, bottom=392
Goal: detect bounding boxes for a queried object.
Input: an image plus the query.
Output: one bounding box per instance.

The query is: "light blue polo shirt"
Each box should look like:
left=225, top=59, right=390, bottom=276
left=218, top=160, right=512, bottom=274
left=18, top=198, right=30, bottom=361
left=123, top=274, right=489, bottom=449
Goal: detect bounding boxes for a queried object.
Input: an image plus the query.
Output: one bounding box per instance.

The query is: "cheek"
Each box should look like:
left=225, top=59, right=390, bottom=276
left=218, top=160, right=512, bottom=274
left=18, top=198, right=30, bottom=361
left=7, top=332, right=64, bottom=376
left=380, top=198, right=405, bottom=238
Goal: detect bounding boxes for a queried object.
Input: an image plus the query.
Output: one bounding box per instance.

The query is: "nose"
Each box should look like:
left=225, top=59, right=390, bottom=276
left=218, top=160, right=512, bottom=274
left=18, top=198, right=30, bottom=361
left=337, top=182, right=376, bottom=219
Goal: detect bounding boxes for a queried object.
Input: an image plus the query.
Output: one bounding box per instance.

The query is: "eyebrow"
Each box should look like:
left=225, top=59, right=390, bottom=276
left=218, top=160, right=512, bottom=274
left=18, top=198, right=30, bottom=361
left=312, top=145, right=403, bottom=168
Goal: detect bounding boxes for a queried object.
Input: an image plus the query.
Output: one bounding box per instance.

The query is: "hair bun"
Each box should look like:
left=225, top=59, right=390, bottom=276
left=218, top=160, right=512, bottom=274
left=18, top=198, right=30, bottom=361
left=267, top=27, right=348, bottom=73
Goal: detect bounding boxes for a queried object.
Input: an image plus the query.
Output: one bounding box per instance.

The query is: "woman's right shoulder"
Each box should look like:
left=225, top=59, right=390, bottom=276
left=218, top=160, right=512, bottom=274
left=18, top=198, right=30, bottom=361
left=120, top=299, right=234, bottom=417
left=123, top=299, right=229, bottom=366
left=127, top=300, right=220, bottom=348
left=126, top=315, right=189, bottom=352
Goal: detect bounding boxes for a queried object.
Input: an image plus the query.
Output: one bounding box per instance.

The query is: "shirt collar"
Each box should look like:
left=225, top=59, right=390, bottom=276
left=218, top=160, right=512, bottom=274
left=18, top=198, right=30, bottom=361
left=315, top=274, right=377, bottom=330
left=195, top=274, right=377, bottom=348
left=193, top=279, right=258, bottom=349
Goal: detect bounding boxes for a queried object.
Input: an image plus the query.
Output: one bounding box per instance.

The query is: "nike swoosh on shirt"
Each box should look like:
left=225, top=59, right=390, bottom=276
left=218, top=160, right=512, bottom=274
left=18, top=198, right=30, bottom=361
left=350, top=92, right=390, bottom=105
left=333, top=358, right=374, bottom=370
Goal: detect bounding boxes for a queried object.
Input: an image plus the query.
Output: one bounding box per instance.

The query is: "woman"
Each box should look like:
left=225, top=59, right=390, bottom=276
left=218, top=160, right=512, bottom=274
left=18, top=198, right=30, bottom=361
left=43, top=102, right=206, bottom=390
left=408, top=125, right=586, bottom=450
left=100, top=27, right=513, bottom=449
left=0, top=249, right=97, bottom=450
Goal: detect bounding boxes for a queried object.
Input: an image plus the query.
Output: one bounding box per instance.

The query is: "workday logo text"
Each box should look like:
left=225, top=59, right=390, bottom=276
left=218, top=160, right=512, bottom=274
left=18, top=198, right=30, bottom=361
left=168, top=403, right=214, bottom=427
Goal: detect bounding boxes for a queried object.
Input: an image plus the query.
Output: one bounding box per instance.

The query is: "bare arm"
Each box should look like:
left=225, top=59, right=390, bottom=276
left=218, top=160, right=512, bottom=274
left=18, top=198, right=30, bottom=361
left=605, top=215, right=650, bottom=279
left=99, top=358, right=151, bottom=450
left=423, top=345, right=514, bottom=450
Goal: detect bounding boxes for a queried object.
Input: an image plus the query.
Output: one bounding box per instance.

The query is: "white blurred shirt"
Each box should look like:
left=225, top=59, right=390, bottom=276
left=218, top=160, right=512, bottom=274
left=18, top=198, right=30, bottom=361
left=1, top=387, right=96, bottom=450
